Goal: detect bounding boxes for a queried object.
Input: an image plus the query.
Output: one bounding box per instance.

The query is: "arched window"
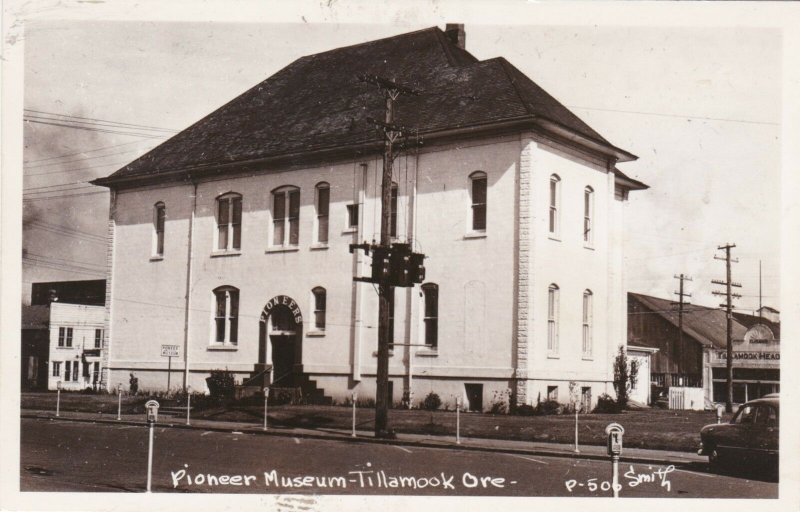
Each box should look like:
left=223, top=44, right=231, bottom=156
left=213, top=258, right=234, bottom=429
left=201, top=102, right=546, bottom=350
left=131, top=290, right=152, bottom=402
left=549, top=175, right=561, bottom=236
left=153, top=202, right=166, bottom=257
left=469, top=171, right=487, bottom=231
left=312, top=287, right=326, bottom=331
left=272, top=186, right=300, bottom=247
left=584, top=186, right=594, bottom=245
left=216, top=193, right=242, bottom=251
left=390, top=182, right=399, bottom=238
left=582, top=289, right=593, bottom=357
left=213, top=286, right=239, bottom=345
left=547, top=284, right=559, bottom=355
left=422, top=283, right=439, bottom=348
left=315, top=182, right=329, bottom=244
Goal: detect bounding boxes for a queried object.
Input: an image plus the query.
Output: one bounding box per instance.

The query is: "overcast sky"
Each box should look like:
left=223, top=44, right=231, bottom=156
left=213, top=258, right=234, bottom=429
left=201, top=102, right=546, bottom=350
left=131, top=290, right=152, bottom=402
left=20, top=16, right=781, bottom=314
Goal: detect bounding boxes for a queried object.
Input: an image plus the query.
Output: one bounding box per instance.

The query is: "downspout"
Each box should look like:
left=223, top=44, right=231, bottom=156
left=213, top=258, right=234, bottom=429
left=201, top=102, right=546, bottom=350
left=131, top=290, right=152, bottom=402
left=183, top=180, right=198, bottom=392
left=407, top=151, right=419, bottom=408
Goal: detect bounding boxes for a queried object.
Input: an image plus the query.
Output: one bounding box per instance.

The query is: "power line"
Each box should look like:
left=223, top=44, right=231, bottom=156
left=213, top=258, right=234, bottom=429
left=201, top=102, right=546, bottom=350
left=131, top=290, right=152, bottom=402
left=23, top=190, right=108, bottom=201
left=24, top=140, right=148, bottom=165
left=23, top=109, right=179, bottom=133
left=565, top=104, right=779, bottom=127
left=24, top=159, right=134, bottom=177
left=24, top=147, right=154, bottom=170
left=24, top=118, right=168, bottom=139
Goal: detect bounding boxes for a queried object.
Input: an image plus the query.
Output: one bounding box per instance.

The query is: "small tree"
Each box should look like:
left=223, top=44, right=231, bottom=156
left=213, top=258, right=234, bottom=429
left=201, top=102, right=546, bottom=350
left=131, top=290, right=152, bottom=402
left=613, top=346, right=639, bottom=410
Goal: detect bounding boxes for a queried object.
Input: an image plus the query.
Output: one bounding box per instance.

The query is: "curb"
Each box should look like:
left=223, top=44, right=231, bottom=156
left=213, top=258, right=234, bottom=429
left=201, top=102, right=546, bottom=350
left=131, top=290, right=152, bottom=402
left=22, top=413, right=702, bottom=467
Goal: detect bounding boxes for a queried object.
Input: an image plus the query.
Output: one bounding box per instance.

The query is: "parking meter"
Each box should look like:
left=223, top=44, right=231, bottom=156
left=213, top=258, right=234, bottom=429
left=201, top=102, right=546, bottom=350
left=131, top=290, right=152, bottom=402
left=145, top=399, right=160, bottom=424
left=57, top=381, right=62, bottom=391
left=716, top=405, right=724, bottom=424
left=605, top=422, right=624, bottom=456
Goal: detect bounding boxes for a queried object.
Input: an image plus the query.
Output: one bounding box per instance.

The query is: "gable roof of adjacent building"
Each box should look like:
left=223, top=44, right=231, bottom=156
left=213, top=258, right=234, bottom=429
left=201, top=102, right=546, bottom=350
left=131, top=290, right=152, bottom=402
left=628, top=292, right=748, bottom=350
left=93, top=25, right=644, bottom=189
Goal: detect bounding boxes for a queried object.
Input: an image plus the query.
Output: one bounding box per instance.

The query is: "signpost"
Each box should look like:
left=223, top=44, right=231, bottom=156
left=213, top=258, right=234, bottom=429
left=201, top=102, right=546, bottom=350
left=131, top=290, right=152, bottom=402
left=56, top=381, right=62, bottom=417
left=117, top=383, right=122, bottom=421
left=455, top=397, right=461, bottom=445
left=161, top=345, right=179, bottom=392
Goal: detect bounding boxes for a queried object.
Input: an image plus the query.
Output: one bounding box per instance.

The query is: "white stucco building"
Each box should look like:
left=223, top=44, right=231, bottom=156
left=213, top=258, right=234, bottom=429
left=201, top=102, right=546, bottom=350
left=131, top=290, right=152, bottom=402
left=93, top=25, right=646, bottom=410
left=47, top=302, right=105, bottom=391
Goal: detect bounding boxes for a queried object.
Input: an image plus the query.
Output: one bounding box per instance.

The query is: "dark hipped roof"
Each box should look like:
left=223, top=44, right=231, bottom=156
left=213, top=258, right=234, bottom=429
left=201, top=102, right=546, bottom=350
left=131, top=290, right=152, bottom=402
left=629, top=292, right=747, bottom=350
left=94, top=26, right=637, bottom=188
left=22, top=304, right=50, bottom=330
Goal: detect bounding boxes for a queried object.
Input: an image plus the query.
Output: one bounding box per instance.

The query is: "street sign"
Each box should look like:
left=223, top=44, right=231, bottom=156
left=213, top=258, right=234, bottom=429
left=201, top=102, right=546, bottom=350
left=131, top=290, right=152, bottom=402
left=161, top=345, right=179, bottom=357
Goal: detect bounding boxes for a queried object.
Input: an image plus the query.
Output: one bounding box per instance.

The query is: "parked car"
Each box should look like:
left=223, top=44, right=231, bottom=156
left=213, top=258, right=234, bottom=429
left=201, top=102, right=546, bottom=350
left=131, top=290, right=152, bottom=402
left=698, top=395, right=779, bottom=470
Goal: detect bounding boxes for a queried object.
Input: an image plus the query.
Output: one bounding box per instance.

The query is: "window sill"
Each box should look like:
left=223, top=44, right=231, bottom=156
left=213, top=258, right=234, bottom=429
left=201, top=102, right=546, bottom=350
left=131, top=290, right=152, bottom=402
left=582, top=355, right=594, bottom=361
left=149, top=255, right=164, bottom=262
left=416, top=348, right=438, bottom=357
left=547, top=353, right=560, bottom=359
left=463, top=231, right=487, bottom=240
left=207, top=345, right=238, bottom=351
left=371, top=350, right=395, bottom=357
left=56, top=346, right=75, bottom=350
left=548, top=235, right=561, bottom=242
left=583, top=244, right=595, bottom=251
left=211, top=250, right=241, bottom=258
left=306, top=330, right=326, bottom=337
left=266, top=246, right=300, bottom=254
left=310, top=243, right=329, bottom=251
left=342, top=227, right=358, bottom=234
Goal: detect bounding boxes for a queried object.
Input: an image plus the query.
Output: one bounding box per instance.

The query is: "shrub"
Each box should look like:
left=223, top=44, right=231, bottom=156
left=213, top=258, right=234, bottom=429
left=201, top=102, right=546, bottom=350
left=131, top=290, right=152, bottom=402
left=488, top=389, right=510, bottom=415
left=514, top=404, right=536, bottom=416
left=593, top=393, right=621, bottom=414
left=422, top=391, right=442, bottom=411
left=535, top=399, right=562, bottom=416
left=206, top=369, right=235, bottom=399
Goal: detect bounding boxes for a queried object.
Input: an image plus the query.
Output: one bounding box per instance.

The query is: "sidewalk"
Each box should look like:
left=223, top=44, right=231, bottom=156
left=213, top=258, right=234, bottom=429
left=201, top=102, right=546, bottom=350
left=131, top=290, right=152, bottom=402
left=22, top=408, right=705, bottom=466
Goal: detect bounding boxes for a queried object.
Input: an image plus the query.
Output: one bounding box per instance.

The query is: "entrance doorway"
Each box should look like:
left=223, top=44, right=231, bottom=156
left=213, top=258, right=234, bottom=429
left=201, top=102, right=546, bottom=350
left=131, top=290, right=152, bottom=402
left=259, top=295, right=304, bottom=388
left=464, top=384, right=483, bottom=412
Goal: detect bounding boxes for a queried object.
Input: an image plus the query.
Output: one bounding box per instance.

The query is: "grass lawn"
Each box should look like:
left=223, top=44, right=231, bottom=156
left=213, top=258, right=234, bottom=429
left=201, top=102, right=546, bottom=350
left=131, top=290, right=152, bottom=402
left=21, top=392, right=728, bottom=452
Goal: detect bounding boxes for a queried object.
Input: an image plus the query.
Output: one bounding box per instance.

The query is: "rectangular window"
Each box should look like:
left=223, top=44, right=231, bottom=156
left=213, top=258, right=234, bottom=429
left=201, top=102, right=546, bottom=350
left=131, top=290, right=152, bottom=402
left=390, top=186, right=398, bottom=238
left=93, top=362, right=100, bottom=384
left=317, top=186, right=329, bottom=243
left=547, top=385, right=558, bottom=401
left=72, top=361, right=79, bottom=382
left=64, top=361, right=71, bottom=381
left=547, top=286, right=559, bottom=355
left=273, top=189, right=300, bottom=246
left=423, top=284, right=439, bottom=348
left=313, top=288, right=326, bottom=331
left=65, top=327, right=73, bottom=348
left=217, top=195, right=242, bottom=251
left=95, top=329, right=103, bottom=349
left=549, top=176, right=560, bottom=235
left=52, top=361, right=61, bottom=377
left=347, top=204, right=359, bottom=229
left=584, top=188, right=593, bottom=245
left=58, top=327, right=65, bottom=347
left=581, top=387, right=592, bottom=413
left=582, top=292, right=593, bottom=357
left=155, top=203, right=165, bottom=256
left=214, top=288, right=239, bottom=344
left=471, top=173, right=487, bottom=231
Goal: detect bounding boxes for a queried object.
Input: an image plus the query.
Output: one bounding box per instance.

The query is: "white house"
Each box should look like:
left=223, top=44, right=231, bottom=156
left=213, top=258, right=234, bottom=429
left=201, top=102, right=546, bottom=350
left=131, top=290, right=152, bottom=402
left=47, top=302, right=105, bottom=391
left=92, top=25, right=647, bottom=410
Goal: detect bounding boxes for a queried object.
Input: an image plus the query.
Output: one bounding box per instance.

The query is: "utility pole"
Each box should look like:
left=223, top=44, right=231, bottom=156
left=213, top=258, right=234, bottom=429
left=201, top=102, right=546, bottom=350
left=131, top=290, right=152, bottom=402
left=673, top=273, right=692, bottom=385
left=712, top=244, right=741, bottom=413
left=358, top=74, right=418, bottom=438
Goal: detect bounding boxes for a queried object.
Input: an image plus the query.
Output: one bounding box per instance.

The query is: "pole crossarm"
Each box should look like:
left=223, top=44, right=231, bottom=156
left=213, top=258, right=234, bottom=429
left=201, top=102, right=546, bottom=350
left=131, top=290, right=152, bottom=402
left=358, top=74, right=419, bottom=96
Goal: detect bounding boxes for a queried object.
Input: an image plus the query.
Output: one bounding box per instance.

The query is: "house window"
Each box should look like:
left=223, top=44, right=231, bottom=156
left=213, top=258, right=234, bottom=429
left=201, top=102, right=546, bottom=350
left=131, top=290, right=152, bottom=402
left=582, top=290, right=593, bottom=357
left=470, top=171, right=487, bottom=231
left=315, top=183, right=329, bottom=244
left=547, top=284, right=559, bottom=355
left=154, top=202, right=166, bottom=256
left=347, top=204, right=359, bottom=229
left=312, top=287, right=326, bottom=331
left=390, top=183, right=398, bottom=238
left=52, top=361, right=61, bottom=377
left=549, top=175, right=561, bottom=236
left=72, top=361, right=79, bottom=382
left=95, top=329, right=103, bottom=349
left=213, top=286, right=239, bottom=344
left=64, top=361, right=71, bottom=381
left=422, top=283, right=439, bottom=348
left=58, top=327, right=73, bottom=348
left=216, top=193, right=242, bottom=251
left=547, top=385, right=558, bottom=401
left=583, top=187, right=594, bottom=245
left=273, top=187, right=300, bottom=246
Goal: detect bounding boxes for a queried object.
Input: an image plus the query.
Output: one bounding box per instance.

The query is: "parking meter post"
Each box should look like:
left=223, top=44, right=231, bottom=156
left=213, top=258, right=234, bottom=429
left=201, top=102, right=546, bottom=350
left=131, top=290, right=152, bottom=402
left=264, top=387, right=269, bottom=430
left=117, top=383, right=122, bottom=421
left=351, top=392, right=357, bottom=437
left=612, top=454, right=620, bottom=498
left=574, top=408, right=580, bottom=453
left=456, top=397, right=461, bottom=445
left=144, top=400, right=159, bottom=493
left=56, top=382, right=61, bottom=417
left=186, top=387, right=191, bottom=426
left=605, top=423, right=624, bottom=498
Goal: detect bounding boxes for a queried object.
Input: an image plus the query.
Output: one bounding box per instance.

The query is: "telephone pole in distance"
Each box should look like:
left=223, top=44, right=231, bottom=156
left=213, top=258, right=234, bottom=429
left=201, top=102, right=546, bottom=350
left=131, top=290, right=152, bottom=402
left=673, top=273, right=692, bottom=385
left=712, top=243, right=741, bottom=413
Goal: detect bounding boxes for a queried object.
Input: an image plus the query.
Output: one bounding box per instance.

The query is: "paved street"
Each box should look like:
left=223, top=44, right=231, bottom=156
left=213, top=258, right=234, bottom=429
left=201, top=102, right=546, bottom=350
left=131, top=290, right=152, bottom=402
left=20, top=418, right=777, bottom=497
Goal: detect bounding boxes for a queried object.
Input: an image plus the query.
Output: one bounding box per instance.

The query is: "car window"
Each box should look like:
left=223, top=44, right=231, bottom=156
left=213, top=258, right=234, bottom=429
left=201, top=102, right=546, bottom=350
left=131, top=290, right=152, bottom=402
left=754, top=405, right=778, bottom=427
left=734, top=405, right=756, bottom=424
